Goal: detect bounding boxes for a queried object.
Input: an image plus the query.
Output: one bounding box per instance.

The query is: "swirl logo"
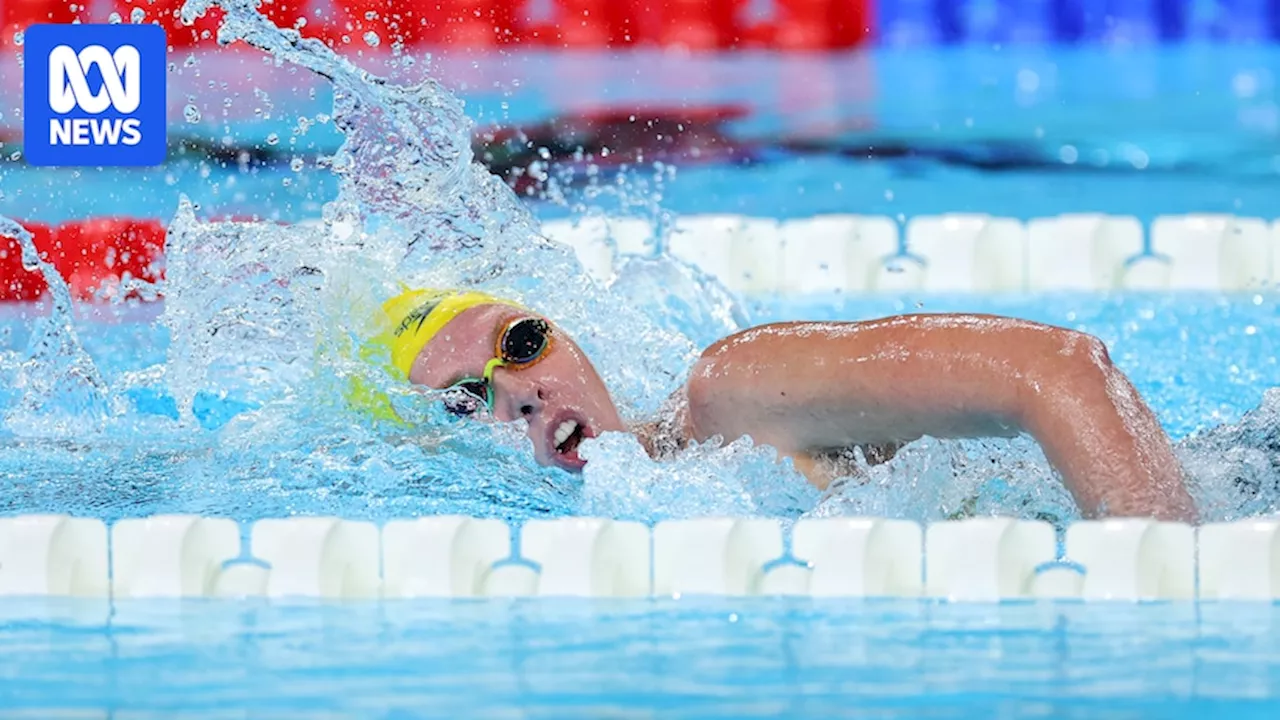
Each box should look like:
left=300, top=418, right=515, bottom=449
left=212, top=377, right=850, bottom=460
left=47, top=45, right=142, bottom=115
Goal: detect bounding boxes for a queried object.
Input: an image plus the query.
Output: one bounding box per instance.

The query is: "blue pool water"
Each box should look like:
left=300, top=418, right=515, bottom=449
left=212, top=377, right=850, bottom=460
left=2, top=292, right=1280, bottom=526
left=5, top=46, right=1280, bottom=224
left=4, top=3, right=1280, bottom=715
left=0, top=598, right=1278, bottom=717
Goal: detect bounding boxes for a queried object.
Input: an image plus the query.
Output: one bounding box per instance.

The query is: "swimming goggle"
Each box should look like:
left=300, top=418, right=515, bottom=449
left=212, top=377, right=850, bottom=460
left=442, top=316, right=552, bottom=417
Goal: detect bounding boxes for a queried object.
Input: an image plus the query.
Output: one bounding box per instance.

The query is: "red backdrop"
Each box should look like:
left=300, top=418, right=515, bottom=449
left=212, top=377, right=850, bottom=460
left=1, top=0, right=872, bottom=50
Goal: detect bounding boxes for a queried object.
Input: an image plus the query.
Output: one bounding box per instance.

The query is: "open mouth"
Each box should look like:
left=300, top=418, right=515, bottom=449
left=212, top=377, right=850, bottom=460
left=553, top=418, right=587, bottom=456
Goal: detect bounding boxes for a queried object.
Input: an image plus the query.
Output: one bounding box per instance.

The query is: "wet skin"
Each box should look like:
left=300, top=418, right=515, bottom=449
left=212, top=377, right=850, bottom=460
left=408, top=304, right=1198, bottom=523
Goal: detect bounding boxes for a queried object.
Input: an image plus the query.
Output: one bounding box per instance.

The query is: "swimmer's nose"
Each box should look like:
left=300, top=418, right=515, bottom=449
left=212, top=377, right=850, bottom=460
left=490, top=369, right=545, bottom=421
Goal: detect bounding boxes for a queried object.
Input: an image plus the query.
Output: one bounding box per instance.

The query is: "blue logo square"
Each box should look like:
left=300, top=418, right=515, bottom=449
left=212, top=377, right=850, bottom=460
left=23, top=24, right=167, bottom=167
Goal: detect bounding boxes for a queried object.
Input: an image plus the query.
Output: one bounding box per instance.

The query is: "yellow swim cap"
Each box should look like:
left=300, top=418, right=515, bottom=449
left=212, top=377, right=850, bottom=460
left=371, top=287, right=524, bottom=379
left=345, top=287, right=524, bottom=423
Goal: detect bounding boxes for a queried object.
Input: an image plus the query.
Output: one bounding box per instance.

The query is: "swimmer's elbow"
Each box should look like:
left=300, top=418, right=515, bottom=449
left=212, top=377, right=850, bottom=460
left=1055, top=329, right=1114, bottom=369
left=1015, top=329, right=1117, bottom=414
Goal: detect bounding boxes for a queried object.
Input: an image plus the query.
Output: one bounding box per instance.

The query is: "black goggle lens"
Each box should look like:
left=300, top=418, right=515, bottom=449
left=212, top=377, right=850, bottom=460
left=501, top=318, right=549, bottom=364
left=439, top=318, right=549, bottom=418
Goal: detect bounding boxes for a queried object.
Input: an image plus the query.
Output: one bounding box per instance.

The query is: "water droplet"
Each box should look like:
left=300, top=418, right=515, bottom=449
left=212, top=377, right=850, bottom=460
left=282, top=177, right=293, bottom=187
left=13, top=32, right=23, bottom=46
left=184, top=54, right=197, bottom=68
left=290, top=158, right=304, bottom=172
left=183, top=104, right=201, bottom=123
left=363, top=31, right=380, bottom=47
left=130, top=7, right=146, bottom=24
left=365, top=11, right=379, bottom=20
left=266, top=133, right=280, bottom=146
left=108, top=12, right=122, bottom=24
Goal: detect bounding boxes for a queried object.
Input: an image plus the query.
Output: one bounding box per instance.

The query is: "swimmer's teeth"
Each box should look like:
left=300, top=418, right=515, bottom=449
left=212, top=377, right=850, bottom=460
left=554, top=420, right=578, bottom=450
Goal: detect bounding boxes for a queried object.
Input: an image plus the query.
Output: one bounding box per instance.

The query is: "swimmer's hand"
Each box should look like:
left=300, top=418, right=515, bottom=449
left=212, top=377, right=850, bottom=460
left=682, top=314, right=1198, bottom=523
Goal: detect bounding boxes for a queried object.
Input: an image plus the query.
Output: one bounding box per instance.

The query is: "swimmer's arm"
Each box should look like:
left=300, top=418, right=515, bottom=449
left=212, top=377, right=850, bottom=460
left=683, top=314, right=1197, bottom=522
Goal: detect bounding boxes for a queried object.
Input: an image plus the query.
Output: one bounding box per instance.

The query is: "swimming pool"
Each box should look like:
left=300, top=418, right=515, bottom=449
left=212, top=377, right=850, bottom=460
left=4, top=1, right=1280, bottom=716
left=0, top=598, right=1275, bottom=717
left=6, top=43, right=1280, bottom=224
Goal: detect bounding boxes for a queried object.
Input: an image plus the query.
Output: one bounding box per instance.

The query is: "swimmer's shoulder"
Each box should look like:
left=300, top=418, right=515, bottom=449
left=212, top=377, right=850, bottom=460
left=698, top=314, right=1041, bottom=357
left=695, top=319, right=874, bottom=357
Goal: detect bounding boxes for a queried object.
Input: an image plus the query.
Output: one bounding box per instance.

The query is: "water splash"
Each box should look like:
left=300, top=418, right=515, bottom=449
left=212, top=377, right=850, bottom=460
left=1177, top=387, right=1280, bottom=521
left=579, top=433, right=820, bottom=523
left=177, top=0, right=721, bottom=420
left=4, top=0, right=750, bottom=523
left=806, top=436, right=1080, bottom=527
left=180, top=0, right=536, bottom=259
left=158, top=198, right=338, bottom=419
left=0, top=1, right=1272, bottom=528
left=0, top=218, right=122, bottom=436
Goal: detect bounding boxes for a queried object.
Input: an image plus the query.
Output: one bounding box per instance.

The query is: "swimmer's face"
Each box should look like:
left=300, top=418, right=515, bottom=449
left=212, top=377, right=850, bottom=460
left=408, top=303, right=625, bottom=472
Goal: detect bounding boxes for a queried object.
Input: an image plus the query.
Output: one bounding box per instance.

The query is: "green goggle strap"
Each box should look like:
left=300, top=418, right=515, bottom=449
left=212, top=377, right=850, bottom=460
left=479, top=357, right=505, bottom=411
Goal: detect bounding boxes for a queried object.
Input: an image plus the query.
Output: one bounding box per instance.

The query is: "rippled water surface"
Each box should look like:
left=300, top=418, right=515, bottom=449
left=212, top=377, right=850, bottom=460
left=1, top=599, right=1279, bottom=717
left=3, top=291, right=1280, bottom=526
left=6, top=43, right=1280, bottom=223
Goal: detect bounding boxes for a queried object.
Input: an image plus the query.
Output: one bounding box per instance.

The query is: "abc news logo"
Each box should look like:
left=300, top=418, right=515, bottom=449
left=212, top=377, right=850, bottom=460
left=48, top=44, right=144, bottom=147
left=23, top=24, right=166, bottom=167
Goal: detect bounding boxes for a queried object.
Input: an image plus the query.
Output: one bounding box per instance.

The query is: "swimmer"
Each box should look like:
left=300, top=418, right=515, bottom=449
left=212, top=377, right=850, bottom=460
left=354, top=288, right=1199, bottom=523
